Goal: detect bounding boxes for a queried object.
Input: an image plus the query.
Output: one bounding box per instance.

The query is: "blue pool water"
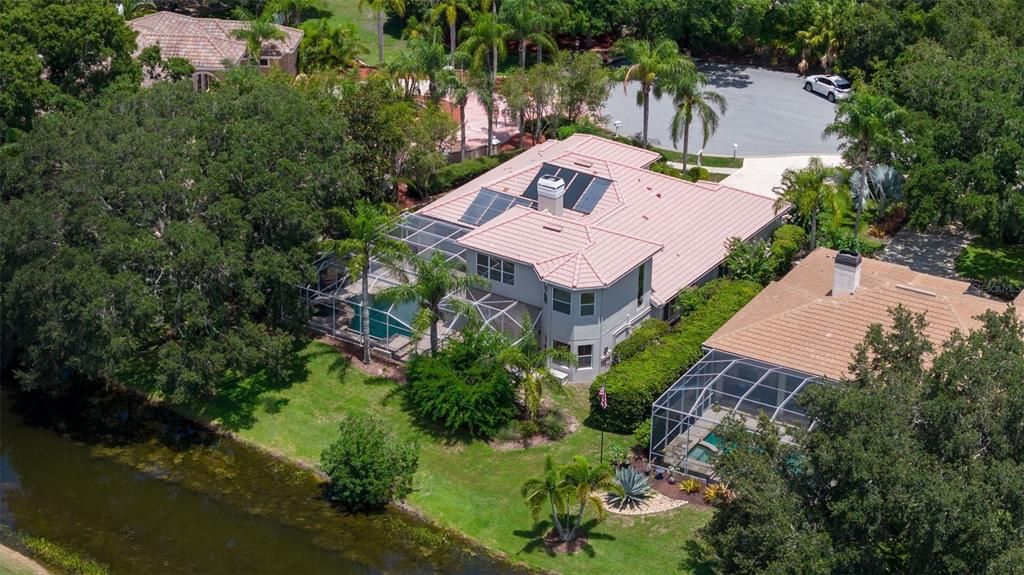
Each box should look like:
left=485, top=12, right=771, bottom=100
left=347, top=297, right=417, bottom=340
left=688, top=444, right=715, bottom=464
left=704, top=432, right=723, bottom=448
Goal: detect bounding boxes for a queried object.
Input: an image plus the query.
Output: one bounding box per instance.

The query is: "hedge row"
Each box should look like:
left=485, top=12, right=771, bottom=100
left=423, top=150, right=523, bottom=196
left=612, top=319, right=670, bottom=364
left=589, top=279, right=762, bottom=433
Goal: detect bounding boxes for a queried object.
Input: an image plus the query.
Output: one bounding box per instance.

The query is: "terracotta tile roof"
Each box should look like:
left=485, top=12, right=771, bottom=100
left=418, top=134, right=779, bottom=303
left=705, top=248, right=1017, bottom=381
left=129, top=12, right=302, bottom=72
left=457, top=207, right=663, bottom=289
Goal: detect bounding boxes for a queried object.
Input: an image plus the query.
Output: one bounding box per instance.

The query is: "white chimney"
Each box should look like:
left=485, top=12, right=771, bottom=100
left=833, top=250, right=862, bottom=295
left=537, top=175, right=565, bottom=216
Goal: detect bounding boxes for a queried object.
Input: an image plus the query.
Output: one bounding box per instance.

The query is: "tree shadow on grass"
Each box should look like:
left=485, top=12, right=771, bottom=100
left=513, top=518, right=614, bottom=558
left=196, top=341, right=350, bottom=431
left=377, top=384, right=480, bottom=447
left=679, top=538, right=715, bottom=575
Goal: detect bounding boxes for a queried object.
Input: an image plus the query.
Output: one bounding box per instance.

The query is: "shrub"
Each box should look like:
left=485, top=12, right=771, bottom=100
left=589, top=279, right=762, bottom=432
left=633, top=417, right=652, bottom=451
left=538, top=409, right=568, bottom=439
left=649, top=161, right=686, bottom=180
left=607, top=467, right=653, bottom=510
left=320, top=414, right=419, bottom=511
left=613, top=319, right=671, bottom=363
left=557, top=121, right=603, bottom=140
left=679, top=478, right=702, bottom=494
left=515, top=419, right=541, bottom=438
left=724, top=237, right=778, bottom=286
left=404, top=327, right=517, bottom=437
left=703, top=482, right=734, bottom=505
left=426, top=150, right=522, bottom=196
left=687, top=166, right=711, bottom=182
left=771, top=224, right=808, bottom=274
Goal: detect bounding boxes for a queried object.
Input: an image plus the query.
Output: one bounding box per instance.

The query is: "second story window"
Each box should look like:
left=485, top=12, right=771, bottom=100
left=580, top=291, right=595, bottom=316
left=552, top=287, right=571, bottom=314
left=477, top=254, right=514, bottom=285
left=636, top=263, right=645, bottom=307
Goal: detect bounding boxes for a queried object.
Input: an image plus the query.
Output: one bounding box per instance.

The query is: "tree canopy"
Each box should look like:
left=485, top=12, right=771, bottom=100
left=700, top=307, right=1024, bottom=574
left=0, top=70, right=368, bottom=401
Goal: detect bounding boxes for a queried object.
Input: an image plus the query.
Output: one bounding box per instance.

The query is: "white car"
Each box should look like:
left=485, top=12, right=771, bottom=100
left=803, top=75, right=851, bottom=102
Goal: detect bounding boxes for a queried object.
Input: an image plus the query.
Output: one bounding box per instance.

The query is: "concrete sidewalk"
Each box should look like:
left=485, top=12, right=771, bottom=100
left=720, top=154, right=842, bottom=199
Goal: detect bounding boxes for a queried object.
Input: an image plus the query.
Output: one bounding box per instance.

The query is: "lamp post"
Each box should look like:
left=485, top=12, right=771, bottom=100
left=613, top=120, right=622, bottom=135
left=733, top=143, right=738, bottom=159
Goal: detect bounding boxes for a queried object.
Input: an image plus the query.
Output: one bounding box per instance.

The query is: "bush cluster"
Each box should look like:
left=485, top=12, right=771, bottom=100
left=770, top=224, right=808, bottom=273
left=613, top=319, right=671, bottom=364
left=687, top=166, right=711, bottom=182
left=424, top=150, right=522, bottom=196
left=320, top=414, right=419, bottom=511
left=404, top=328, right=517, bottom=437
left=589, top=279, right=761, bottom=432
left=633, top=417, right=652, bottom=451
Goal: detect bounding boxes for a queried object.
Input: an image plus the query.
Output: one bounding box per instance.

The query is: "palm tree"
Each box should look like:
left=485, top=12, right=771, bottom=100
left=375, top=251, right=488, bottom=355
left=667, top=71, right=726, bottom=171
left=612, top=38, right=695, bottom=146
left=299, top=19, right=366, bottom=73
left=458, top=11, right=510, bottom=154
left=796, top=0, right=852, bottom=71
left=231, top=13, right=287, bottom=65
left=390, top=34, right=448, bottom=100
left=499, top=319, right=574, bottom=421
left=822, top=90, right=903, bottom=238
left=521, top=456, right=571, bottom=541
left=357, top=0, right=406, bottom=65
left=328, top=202, right=411, bottom=364
left=522, top=455, right=614, bottom=543
left=438, top=70, right=471, bottom=161
left=773, top=157, right=847, bottom=250
left=117, top=0, right=156, bottom=19
left=266, top=0, right=321, bottom=26
left=429, top=0, right=474, bottom=66
left=499, top=0, right=559, bottom=69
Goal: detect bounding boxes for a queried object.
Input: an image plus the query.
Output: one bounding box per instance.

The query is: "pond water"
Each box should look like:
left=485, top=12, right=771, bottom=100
left=0, top=388, right=523, bottom=574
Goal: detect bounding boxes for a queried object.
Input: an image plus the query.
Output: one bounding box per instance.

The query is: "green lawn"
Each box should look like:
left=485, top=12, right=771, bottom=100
left=955, top=239, right=1024, bottom=282
left=320, top=0, right=407, bottom=64
left=190, top=342, right=712, bottom=575
left=655, top=147, right=744, bottom=170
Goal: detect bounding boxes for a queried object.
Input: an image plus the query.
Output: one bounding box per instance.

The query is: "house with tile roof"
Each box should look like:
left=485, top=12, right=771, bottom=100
left=129, top=12, right=303, bottom=89
left=649, top=247, right=1021, bottom=476
left=411, top=134, right=784, bottom=382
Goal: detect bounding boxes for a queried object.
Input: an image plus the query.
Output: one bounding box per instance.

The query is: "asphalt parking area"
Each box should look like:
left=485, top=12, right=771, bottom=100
left=604, top=63, right=842, bottom=157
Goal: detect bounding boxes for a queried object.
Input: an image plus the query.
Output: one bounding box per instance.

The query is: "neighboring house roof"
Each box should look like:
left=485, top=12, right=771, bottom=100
left=705, top=248, right=1017, bottom=381
left=129, top=12, right=303, bottom=72
left=458, top=207, right=663, bottom=289
left=418, top=134, right=779, bottom=302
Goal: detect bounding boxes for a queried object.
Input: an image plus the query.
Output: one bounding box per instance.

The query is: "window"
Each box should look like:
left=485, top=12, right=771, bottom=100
left=476, top=254, right=514, bottom=285
left=820, top=78, right=833, bottom=87
left=552, top=287, right=571, bottom=314
left=636, top=264, right=645, bottom=307
left=577, top=344, right=593, bottom=369
left=259, top=58, right=270, bottom=67
left=580, top=291, right=595, bottom=316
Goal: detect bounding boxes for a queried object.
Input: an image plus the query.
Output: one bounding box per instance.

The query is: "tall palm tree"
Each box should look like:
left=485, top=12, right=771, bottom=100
left=438, top=70, right=470, bottom=161
left=499, top=319, right=574, bottom=422
left=522, top=455, right=614, bottom=543
left=375, top=251, right=488, bottom=355
left=231, top=12, right=287, bottom=65
left=458, top=11, right=510, bottom=154
left=328, top=202, right=411, bottom=364
left=499, top=0, right=559, bottom=69
left=389, top=34, right=447, bottom=100
left=299, top=19, right=366, bottom=73
left=822, top=90, right=903, bottom=238
left=357, top=0, right=405, bottom=65
left=667, top=71, right=727, bottom=171
left=429, top=0, right=474, bottom=66
left=612, top=38, right=695, bottom=146
left=773, top=157, right=847, bottom=250
left=796, top=0, right=852, bottom=71
left=559, top=456, right=614, bottom=542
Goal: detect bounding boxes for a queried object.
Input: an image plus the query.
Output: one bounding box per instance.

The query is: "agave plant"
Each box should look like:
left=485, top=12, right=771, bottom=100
left=606, top=467, right=652, bottom=510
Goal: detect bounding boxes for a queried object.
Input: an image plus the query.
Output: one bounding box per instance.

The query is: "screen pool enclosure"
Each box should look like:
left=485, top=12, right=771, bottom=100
left=649, top=349, right=825, bottom=479
left=302, top=213, right=542, bottom=360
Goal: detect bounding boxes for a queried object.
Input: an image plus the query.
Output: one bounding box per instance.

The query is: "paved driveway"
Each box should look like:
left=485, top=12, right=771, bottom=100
left=603, top=63, right=842, bottom=157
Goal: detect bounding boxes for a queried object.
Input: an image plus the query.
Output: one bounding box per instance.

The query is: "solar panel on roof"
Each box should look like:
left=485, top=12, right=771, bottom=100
left=574, top=178, right=610, bottom=214
left=459, top=189, right=534, bottom=226
left=563, top=172, right=594, bottom=208
left=523, top=164, right=560, bottom=200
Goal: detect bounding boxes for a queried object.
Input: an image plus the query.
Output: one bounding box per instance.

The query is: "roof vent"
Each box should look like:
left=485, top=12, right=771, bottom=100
left=537, top=175, right=565, bottom=216
left=833, top=250, right=862, bottom=296
left=573, top=160, right=593, bottom=168
left=895, top=284, right=936, bottom=297
left=542, top=224, right=564, bottom=233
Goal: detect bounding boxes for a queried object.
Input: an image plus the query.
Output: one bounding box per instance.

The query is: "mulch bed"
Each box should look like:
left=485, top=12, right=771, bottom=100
left=625, top=458, right=714, bottom=510
left=543, top=530, right=589, bottom=555
left=316, top=336, right=406, bottom=382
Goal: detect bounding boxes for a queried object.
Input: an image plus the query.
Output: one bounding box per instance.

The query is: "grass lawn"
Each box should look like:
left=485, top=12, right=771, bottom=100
left=955, top=239, right=1024, bottom=282
left=655, top=147, right=744, bottom=170
left=190, top=342, right=712, bottom=575
left=319, top=0, right=407, bottom=64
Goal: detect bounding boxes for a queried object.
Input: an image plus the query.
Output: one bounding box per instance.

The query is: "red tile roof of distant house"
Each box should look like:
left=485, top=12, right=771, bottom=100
left=129, top=12, right=303, bottom=72
left=417, top=134, right=780, bottom=303
left=705, top=248, right=1019, bottom=380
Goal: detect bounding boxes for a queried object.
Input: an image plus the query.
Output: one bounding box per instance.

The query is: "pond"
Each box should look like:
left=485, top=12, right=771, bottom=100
left=0, top=387, right=525, bottom=574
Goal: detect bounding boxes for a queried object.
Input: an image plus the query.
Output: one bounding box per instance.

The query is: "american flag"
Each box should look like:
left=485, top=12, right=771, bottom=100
left=598, top=385, right=608, bottom=410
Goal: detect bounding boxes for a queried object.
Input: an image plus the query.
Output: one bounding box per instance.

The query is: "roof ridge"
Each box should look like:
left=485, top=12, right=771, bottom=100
left=579, top=251, right=605, bottom=285
left=710, top=281, right=846, bottom=341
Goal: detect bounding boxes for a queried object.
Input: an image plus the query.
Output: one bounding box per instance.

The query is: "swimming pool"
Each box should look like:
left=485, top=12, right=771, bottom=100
left=346, top=296, right=417, bottom=340
left=687, top=444, right=716, bottom=464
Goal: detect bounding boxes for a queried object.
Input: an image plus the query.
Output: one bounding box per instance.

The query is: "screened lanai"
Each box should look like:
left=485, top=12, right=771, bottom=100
left=650, top=349, right=825, bottom=479
left=302, top=213, right=542, bottom=360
